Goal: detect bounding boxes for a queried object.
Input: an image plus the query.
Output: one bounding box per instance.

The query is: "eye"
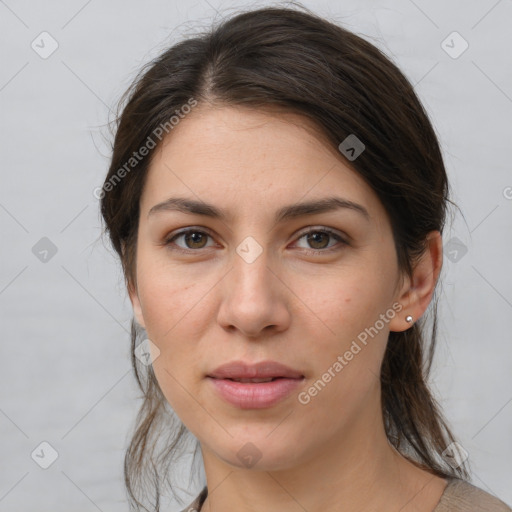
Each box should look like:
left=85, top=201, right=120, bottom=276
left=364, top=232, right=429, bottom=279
left=293, top=227, right=347, bottom=255
left=164, top=228, right=216, bottom=253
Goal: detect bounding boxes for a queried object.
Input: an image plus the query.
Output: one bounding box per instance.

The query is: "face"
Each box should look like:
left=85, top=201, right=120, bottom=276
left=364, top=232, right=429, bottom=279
left=129, top=104, right=420, bottom=471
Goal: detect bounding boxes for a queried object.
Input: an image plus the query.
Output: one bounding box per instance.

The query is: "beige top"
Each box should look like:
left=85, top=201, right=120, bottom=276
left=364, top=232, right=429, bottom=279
left=179, top=477, right=512, bottom=512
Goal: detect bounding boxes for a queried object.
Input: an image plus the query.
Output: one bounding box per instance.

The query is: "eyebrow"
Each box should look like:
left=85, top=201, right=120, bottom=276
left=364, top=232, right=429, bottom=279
left=147, top=196, right=370, bottom=223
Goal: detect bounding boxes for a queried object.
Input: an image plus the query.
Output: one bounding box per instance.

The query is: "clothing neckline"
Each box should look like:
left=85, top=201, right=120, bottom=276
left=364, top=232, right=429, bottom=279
left=432, top=477, right=457, bottom=511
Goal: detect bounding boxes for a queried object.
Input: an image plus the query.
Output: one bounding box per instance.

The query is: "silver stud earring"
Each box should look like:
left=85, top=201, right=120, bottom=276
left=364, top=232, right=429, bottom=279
left=406, top=315, right=413, bottom=323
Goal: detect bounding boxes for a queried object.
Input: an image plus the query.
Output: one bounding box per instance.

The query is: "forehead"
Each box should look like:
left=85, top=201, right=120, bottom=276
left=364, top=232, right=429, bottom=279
left=140, top=105, right=386, bottom=226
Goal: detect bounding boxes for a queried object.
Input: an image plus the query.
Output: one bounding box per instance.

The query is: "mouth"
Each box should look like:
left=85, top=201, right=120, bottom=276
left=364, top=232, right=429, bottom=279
left=206, top=360, right=305, bottom=409
left=206, top=375, right=305, bottom=409
left=220, top=377, right=287, bottom=383
left=207, top=359, right=304, bottom=380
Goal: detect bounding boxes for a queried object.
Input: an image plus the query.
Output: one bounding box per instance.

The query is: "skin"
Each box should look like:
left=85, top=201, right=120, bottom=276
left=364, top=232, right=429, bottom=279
left=128, top=104, right=447, bottom=512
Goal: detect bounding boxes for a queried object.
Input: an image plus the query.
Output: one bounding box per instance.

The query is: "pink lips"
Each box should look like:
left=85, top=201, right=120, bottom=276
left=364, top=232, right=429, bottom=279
left=207, top=360, right=305, bottom=409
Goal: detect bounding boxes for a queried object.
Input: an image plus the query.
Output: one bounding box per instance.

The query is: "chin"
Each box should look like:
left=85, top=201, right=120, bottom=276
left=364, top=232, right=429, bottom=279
left=212, top=438, right=304, bottom=472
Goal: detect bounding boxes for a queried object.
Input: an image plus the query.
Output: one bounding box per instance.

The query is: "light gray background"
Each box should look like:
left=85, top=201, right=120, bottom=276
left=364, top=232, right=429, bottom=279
left=1, top=0, right=511, bottom=510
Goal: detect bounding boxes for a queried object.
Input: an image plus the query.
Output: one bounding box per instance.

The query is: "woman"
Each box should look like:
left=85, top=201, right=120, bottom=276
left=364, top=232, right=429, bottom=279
left=99, top=4, right=512, bottom=511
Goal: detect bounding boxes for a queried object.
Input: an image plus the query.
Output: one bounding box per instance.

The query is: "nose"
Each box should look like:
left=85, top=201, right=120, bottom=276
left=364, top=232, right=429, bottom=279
left=216, top=241, right=291, bottom=339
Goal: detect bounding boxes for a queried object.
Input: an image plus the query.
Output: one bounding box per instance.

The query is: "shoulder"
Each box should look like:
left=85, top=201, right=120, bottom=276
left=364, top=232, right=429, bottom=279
left=434, top=477, right=512, bottom=512
left=178, top=486, right=208, bottom=512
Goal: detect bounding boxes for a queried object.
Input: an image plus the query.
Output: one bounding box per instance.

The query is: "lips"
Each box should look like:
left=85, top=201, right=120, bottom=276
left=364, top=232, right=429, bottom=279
left=206, top=360, right=305, bottom=409
left=227, top=377, right=276, bottom=383
left=207, top=360, right=304, bottom=380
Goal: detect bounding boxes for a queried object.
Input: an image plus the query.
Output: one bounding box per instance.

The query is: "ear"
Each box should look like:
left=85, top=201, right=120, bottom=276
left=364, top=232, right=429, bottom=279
left=389, top=230, right=443, bottom=332
left=127, top=280, right=146, bottom=329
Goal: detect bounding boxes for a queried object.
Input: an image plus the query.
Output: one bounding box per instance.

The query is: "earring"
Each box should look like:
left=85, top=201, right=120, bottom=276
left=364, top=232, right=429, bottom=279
left=406, top=315, right=413, bottom=323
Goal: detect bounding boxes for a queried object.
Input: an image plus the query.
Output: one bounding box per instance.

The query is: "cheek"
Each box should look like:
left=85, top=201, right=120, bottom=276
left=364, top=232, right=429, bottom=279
left=302, top=278, right=391, bottom=395
left=136, top=253, right=204, bottom=339
left=305, top=276, right=385, bottom=347
left=138, top=274, right=207, bottom=418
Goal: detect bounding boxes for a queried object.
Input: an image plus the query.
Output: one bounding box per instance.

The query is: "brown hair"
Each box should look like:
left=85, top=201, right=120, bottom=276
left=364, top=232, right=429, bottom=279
left=100, top=3, right=469, bottom=510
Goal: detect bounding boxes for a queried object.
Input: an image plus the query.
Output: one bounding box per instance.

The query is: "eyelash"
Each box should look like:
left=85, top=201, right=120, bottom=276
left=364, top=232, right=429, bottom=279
left=162, top=227, right=348, bottom=256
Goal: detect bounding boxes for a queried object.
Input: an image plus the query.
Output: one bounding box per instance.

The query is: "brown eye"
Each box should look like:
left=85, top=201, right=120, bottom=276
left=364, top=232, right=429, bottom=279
left=164, top=229, right=214, bottom=252
left=306, top=231, right=330, bottom=250
left=294, top=228, right=347, bottom=254
left=182, top=231, right=209, bottom=249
